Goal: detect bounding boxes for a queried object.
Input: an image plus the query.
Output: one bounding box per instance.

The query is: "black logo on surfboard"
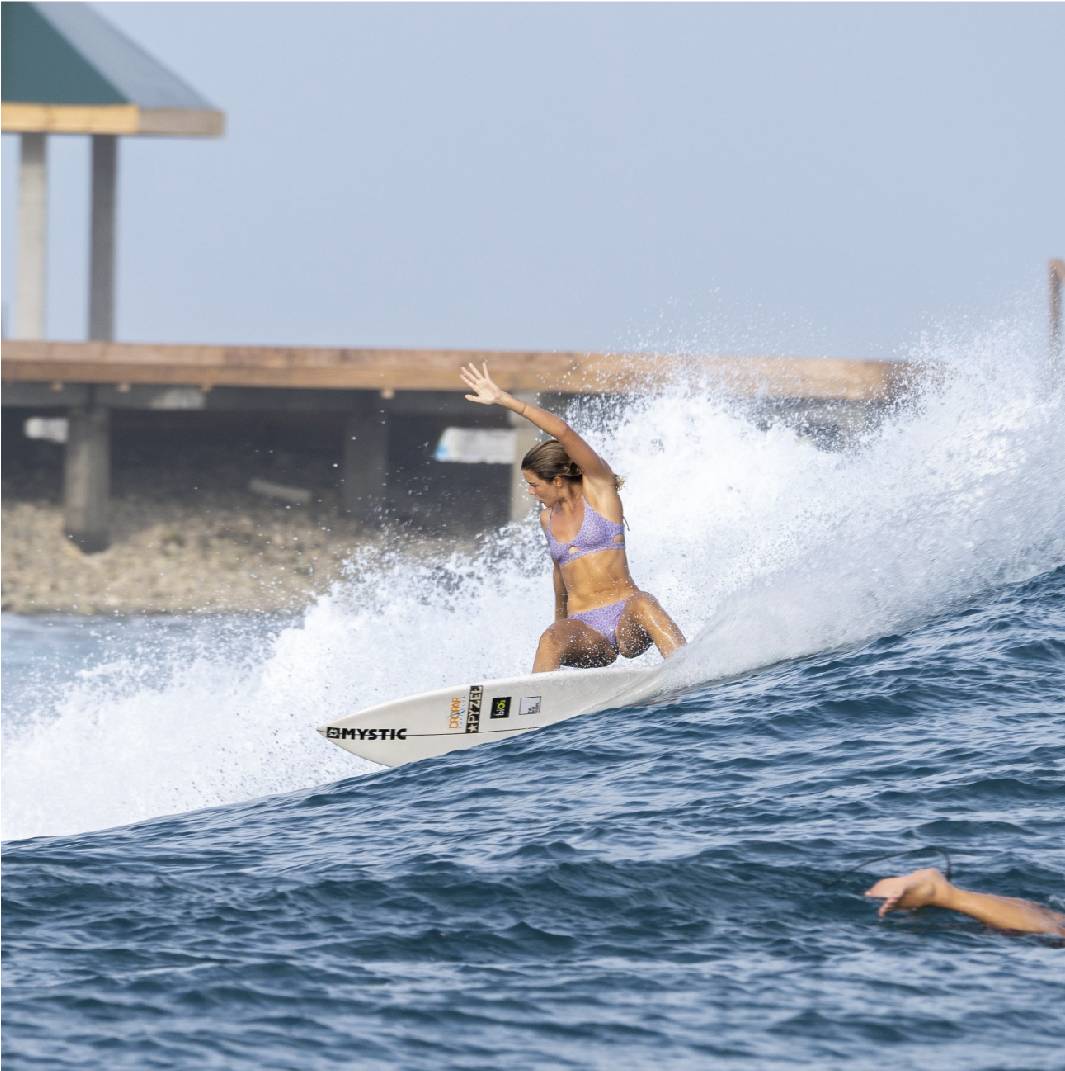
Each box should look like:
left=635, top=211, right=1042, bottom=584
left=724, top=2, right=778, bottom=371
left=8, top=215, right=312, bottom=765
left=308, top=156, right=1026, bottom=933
left=466, top=685, right=483, bottom=733
left=326, top=727, right=407, bottom=741
left=490, top=696, right=512, bottom=719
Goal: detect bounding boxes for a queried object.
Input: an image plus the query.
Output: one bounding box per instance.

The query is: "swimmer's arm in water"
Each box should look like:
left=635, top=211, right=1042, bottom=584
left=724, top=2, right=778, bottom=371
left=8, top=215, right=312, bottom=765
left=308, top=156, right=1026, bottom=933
left=460, top=362, right=615, bottom=487
left=865, top=867, right=1065, bottom=937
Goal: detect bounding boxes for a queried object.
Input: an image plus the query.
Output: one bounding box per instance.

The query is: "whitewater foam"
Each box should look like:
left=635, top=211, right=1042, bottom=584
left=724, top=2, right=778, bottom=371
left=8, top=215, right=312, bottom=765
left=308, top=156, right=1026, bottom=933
left=3, top=310, right=1062, bottom=841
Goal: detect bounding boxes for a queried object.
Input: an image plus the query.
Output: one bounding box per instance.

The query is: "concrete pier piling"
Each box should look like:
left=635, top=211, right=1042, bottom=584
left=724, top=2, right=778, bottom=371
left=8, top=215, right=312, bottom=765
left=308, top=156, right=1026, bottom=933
left=63, top=401, right=111, bottom=553
left=508, top=393, right=542, bottom=523
left=89, top=136, right=118, bottom=344
left=341, top=397, right=390, bottom=521
left=15, top=133, right=48, bottom=341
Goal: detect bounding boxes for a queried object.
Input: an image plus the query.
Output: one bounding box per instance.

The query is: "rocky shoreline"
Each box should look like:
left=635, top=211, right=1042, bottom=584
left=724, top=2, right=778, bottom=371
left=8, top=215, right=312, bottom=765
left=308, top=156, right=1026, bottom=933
left=1, top=489, right=457, bottom=615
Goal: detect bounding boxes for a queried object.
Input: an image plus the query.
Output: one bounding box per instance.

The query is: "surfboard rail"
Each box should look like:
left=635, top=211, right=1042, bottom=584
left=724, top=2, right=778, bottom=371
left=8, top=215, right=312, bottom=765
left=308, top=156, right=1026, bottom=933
left=318, top=666, right=655, bottom=767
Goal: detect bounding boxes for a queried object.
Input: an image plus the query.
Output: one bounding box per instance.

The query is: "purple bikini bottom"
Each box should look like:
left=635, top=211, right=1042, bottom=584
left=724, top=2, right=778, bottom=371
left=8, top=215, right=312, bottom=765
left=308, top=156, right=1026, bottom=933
left=570, top=598, right=630, bottom=651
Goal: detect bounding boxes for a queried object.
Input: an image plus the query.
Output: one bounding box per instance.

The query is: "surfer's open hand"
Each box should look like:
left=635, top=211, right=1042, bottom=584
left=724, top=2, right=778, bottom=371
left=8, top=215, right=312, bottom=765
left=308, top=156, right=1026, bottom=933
left=864, top=867, right=949, bottom=917
left=461, top=362, right=505, bottom=406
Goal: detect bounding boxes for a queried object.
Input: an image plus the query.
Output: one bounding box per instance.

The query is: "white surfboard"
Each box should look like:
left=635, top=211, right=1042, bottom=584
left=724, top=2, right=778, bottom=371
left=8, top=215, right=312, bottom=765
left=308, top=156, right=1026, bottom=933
left=318, top=665, right=658, bottom=767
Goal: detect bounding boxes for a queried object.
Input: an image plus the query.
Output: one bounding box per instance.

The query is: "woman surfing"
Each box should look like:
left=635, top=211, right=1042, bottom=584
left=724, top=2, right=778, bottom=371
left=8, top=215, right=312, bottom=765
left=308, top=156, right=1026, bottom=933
left=460, top=363, right=687, bottom=673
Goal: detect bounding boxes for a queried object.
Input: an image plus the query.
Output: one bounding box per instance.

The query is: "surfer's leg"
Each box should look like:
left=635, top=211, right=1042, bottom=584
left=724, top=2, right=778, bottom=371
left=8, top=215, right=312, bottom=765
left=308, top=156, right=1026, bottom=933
left=533, top=620, right=618, bottom=673
left=617, top=592, right=686, bottom=660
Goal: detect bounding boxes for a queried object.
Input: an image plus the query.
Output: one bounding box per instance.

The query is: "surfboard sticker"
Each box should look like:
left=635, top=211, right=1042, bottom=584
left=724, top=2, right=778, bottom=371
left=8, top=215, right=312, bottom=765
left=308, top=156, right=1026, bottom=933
left=448, top=694, right=465, bottom=731
left=318, top=666, right=659, bottom=768
left=465, top=685, right=483, bottom=733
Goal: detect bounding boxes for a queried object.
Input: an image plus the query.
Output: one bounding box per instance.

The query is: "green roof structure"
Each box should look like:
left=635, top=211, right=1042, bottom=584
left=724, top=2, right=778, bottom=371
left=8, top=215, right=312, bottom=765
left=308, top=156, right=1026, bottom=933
left=3, top=2, right=225, bottom=348
left=2, top=2, right=224, bottom=135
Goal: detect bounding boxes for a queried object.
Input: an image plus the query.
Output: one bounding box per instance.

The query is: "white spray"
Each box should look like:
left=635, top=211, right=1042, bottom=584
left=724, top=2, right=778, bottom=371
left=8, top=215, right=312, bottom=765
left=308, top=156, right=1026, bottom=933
left=3, top=310, right=1062, bottom=840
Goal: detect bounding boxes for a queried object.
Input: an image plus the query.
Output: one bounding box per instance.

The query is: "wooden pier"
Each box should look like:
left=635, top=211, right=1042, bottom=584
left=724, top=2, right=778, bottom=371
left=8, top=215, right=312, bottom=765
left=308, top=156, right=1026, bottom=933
left=1, top=341, right=908, bottom=397
left=2, top=341, right=913, bottom=552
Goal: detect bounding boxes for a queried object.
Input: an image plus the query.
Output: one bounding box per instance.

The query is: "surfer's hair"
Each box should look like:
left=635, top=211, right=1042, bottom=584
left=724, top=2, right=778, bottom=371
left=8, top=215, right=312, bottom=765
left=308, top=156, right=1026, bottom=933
left=521, top=439, right=624, bottom=491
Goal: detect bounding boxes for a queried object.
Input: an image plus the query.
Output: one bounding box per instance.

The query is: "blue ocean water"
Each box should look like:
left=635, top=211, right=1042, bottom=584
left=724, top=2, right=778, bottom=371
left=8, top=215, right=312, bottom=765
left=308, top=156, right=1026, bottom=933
left=3, top=316, right=1065, bottom=1068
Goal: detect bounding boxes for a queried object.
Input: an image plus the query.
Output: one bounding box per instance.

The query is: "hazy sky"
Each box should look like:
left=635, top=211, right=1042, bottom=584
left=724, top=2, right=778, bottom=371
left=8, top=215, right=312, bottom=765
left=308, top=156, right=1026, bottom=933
left=3, top=2, right=1063, bottom=358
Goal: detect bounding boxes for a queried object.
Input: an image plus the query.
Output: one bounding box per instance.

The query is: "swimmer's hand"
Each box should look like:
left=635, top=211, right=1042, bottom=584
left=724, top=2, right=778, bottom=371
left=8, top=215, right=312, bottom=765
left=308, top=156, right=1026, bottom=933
left=865, top=866, right=1065, bottom=936
left=864, top=867, right=949, bottom=917
left=460, top=362, right=506, bottom=406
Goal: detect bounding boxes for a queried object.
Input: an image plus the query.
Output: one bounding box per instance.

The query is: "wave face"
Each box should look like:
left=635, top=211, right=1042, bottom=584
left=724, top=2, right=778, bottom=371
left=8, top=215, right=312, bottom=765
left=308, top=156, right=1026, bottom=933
left=3, top=310, right=1064, bottom=1067
left=3, top=567, right=1064, bottom=1069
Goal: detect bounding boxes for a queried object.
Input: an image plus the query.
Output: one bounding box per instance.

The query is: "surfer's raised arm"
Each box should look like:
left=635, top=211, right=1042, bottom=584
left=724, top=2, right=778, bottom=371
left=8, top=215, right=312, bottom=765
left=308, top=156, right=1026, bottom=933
left=459, top=363, right=615, bottom=488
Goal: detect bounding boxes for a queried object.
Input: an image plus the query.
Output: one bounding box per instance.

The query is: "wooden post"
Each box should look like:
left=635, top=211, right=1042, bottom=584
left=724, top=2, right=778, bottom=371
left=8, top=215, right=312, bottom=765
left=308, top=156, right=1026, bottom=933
left=61, top=135, right=119, bottom=552
left=89, top=135, right=118, bottom=342
left=64, top=400, right=111, bottom=553
left=508, top=392, right=541, bottom=522
left=1050, top=259, right=1064, bottom=363
left=341, top=393, right=389, bottom=520
left=15, top=132, right=48, bottom=339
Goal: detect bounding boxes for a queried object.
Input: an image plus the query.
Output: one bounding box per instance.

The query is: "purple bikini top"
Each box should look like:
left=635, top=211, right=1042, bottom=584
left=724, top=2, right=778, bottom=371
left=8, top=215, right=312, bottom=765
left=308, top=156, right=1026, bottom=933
left=544, top=499, right=626, bottom=565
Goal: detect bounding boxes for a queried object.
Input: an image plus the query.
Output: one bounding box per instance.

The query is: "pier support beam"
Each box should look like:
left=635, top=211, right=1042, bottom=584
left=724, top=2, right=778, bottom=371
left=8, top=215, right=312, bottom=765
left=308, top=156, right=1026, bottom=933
left=341, top=394, right=389, bottom=520
left=58, top=136, right=120, bottom=553
left=15, top=132, right=48, bottom=339
left=64, top=401, right=111, bottom=553
left=89, top=135, right=118, bottom=342
left=508, top=392, right=541, bottom=523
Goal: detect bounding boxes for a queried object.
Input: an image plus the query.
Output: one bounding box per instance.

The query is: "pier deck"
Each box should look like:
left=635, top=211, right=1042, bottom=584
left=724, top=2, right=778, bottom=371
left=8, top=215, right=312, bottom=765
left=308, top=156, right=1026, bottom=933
left=2, top=341, right=907, bottom=399
left=2, top=341, right=914, bottom=552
